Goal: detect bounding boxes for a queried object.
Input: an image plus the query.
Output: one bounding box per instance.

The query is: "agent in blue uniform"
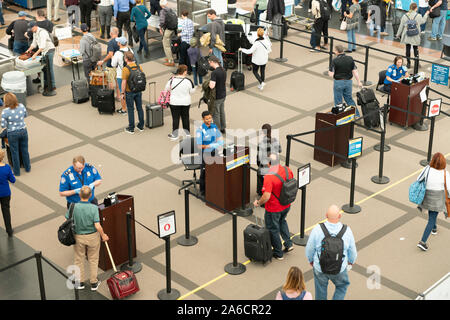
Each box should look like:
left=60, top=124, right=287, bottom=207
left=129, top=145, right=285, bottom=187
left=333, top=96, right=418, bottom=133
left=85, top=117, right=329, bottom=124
left=196, top=110, right=223, bottom=196
left=383, top=56, right=409, bottom=93
left=59, top=155, right=102, bottom=208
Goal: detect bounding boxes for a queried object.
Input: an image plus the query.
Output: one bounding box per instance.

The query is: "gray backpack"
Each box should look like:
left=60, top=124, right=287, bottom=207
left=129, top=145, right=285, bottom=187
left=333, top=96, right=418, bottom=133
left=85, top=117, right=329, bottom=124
left=86, top=35, right=102, bottom=63
left=406, top=13, right=419, bottom=36
left=270, top=166, right=298, bottom=206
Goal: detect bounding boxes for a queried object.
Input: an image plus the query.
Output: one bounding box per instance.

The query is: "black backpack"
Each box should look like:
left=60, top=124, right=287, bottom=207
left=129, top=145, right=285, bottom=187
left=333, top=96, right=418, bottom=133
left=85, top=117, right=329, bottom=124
left=318, top=223, right=347, bottom=275
left=126, top=64, right=146, bottom=92
left=163, top=8, right=178, bottom=30
left=197, top=56, right=210, bottom=77
left=319, top=0, right=331, bottom=21
left=270, top=166, right=298, bottom=206
left=58, top=203, right=76, bottom=246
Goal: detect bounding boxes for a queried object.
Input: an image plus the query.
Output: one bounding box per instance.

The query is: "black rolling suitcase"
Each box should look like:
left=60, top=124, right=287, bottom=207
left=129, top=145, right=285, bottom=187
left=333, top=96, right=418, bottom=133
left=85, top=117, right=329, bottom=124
left=357, top=88, right=380, bottom=128
left=97, top=72, right=115, bottom=115
left=244, top=215, right=272, bottom=264
left=230, top=50, right=245, bottom=91
left=71, top=59, right=89, bottom=104
left=146, top=81, right=164, bottom=128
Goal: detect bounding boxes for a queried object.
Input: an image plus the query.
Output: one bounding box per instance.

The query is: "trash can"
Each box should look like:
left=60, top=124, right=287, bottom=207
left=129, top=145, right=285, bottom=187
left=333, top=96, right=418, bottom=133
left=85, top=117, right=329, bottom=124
left=1, top=71, right=27, bottom=106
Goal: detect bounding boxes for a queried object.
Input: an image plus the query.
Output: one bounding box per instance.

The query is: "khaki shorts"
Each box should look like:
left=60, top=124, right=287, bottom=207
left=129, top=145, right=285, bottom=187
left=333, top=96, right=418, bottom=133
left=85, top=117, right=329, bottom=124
left=105, top=67, right=117, bottom=87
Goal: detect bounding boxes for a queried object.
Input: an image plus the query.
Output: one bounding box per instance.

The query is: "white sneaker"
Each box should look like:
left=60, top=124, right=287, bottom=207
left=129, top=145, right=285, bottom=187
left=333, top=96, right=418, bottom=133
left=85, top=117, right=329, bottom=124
left=257, top=84, right=262, bottom=90
left=260, top=82, right=266, bottom=90
left=308, top=9, right=311, bottom=12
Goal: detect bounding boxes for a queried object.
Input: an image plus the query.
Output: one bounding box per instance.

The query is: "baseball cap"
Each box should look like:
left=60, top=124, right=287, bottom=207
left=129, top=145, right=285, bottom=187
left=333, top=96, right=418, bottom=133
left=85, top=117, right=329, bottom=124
left=115, top=36, right=128, bottom=45
left=18, top=11, right=27, bottom=17
left=160, top=0, right=168, bottom=6
left=80, top=23, right=89, bottom=32
left=27, top=21, right=37, bottom=31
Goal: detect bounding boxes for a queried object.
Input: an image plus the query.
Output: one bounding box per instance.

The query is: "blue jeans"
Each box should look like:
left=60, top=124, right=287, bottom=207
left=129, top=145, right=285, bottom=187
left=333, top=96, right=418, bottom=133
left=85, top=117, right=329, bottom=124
left=7, top=128, right=31, bottom=176
left=431, top=10, right=447, bottom=38
left=264, top=207, right=293, bottom=258
left=138, top=27, right=149, bottom=53
left=43, top=50, right=56, bottom=89
left=418, top=7, right=428, bottom=32
left=191, top=66, right=203, bottom=86
left=347, top=29, right=356, bottom=50
left=13, top=41, right=28, bottom=55
left=333, top=79, right=356, bottom=106
left=0, top=5, right=4, bottom=25
left=212, top=47, right=223, bottom=67
left=314, top=267, right=350, bottom=300
left=125, top=91, right=144, bottom=131
left=421, top=210, right=438, bottom=243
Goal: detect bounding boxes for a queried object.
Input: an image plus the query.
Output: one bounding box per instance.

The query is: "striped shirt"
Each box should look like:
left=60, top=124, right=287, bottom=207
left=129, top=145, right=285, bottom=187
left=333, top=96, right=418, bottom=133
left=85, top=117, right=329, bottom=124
left=180, top=17, right=194, bottom=43
left=1, top=104, right=28, bottom=132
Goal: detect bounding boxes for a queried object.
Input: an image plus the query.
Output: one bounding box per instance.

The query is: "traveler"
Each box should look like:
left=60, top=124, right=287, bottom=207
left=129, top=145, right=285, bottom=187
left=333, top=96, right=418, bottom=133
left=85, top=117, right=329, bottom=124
left=276, top=267, right=313, bottom=300
left=206, top=9, right=225, bottom=66
left=59, top=155, right=102, bottom=208
left=178, top=10, right=194, bottom=73
left=305, top=204, right=357, bottom=300
left=79, top=0, right=94, bottom=31
left=383, top=56, right=409, bottom=93
left=114, top=0, right=136, bottom=46
left=417, top=152, right=450, bottom=251
left=26, top=21, right=56, bottom=96
left=159, top=0, right=177, bottom=67
left=68, top=186, right=109, bottom=291
left=239, top=27, right=271, bottom=90
left=395, top=3, right=428, bottom=69
left=166, top=64, right=196, bottom=140
left=366, top=0, right=381, bottom=36
left=255, top=0, right=268, bottom=25
left=98, top=0, right=113, bottom=39
left=418, top=0, right=429, bottom=33
left=257, top=124, right=281, bottom=196
left=253, top=153, right=294, bottom=260
left=0, top=149, right=15, bottom=237
left=187, top=37, right=203, bottom=86
left=6, top=11, right=29, bottom=55
left=131, top=0, right=151, bottom=57
left=0, top=93, right=31, bottom=177
left=208, top=55, right=227, bottom=133
left=121, top=51, right=146, bottom=134
left=329, top=45, right=362, bottom=107
left=378, top=0, right=389, bottom=36
left=112, top=36, right=133, bottom=114
left=343, top=0, right=361, bottom=52
left=47, top=0, right=61, bottom=22
left=79, top=23, right=98, bottom=80
left=65, top=0, right=80, bottom=28
left=0, top=0, right=4, bottom=25
left=98, top=27, right=120, bottom=99
left=150, top=0, right=161, bottom=15
left=310, top=0, right=330, bottom=52
left=266, top=0, right=285, bottom=40
left=429, top=0, right=447, bottom=40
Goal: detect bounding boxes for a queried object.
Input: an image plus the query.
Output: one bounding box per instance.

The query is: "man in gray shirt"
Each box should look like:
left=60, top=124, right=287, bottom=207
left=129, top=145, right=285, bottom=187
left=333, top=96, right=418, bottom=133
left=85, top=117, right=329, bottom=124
left=206, top=9, right=225, bottom=66
left=79, top=23, right=97, bottom=80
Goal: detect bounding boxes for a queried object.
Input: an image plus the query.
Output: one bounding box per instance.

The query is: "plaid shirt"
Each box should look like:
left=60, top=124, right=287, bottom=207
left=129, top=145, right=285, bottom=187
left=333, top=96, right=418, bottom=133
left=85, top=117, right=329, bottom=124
left=180, top=18, right=194, bottom=43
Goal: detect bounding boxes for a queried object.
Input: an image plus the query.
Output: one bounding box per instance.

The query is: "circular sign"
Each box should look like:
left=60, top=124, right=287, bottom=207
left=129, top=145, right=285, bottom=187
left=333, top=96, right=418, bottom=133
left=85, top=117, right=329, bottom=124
left=431, top=104, right=439, bottom=115
left=164, top=224, right=171, bottom=231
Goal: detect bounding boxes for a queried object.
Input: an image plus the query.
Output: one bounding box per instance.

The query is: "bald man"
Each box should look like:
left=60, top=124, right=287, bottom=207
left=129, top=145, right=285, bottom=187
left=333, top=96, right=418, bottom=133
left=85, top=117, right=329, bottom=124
left=305, top=205, right=357, bottom=300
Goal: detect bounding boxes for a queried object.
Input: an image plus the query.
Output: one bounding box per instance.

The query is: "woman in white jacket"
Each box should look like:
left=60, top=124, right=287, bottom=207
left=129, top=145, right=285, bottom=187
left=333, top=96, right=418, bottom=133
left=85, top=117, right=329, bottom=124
left=239, top=28, right=271, bottom=90
left=166, top=64, right=196, bottom=140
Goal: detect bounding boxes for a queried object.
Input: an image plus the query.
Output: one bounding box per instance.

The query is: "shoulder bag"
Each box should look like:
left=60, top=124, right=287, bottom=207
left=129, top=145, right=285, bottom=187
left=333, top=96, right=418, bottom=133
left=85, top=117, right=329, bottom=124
left=158, top=77, right=185, bottom=109
left=408, top=166, right=430, bottom=205
left=58, top=203, right=76, bottom=246
left=340, top=17, right=348, bottom=31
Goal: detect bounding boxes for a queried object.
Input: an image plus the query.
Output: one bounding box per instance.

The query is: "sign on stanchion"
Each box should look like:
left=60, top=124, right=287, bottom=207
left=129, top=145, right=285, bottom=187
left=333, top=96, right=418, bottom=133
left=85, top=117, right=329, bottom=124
left=342, top=137, right=363, bottom=214
left=420, top=99, right=441, bottom=167
left=292, top=163, right=311, bottom=246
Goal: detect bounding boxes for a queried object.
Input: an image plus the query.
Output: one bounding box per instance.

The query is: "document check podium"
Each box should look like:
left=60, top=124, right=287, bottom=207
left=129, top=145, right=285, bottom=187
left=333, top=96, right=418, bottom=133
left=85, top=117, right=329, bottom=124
left=98, top=194, right=137, bottom=271
left=205, top=146, right=250, bottom=213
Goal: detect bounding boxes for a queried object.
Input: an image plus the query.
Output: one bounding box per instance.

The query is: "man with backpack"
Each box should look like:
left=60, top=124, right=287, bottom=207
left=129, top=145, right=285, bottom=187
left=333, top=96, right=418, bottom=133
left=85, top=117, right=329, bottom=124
left=80, top=23, right=101, bottom=80
left=159, top=0, right=178, bottom=67
left=111, top=36, right=133, bottom=114
left=253, top=153, right=295, bottom=260
left=311, top=0, right=331, bottom=52
left=305, top=205, right=357, bottom=300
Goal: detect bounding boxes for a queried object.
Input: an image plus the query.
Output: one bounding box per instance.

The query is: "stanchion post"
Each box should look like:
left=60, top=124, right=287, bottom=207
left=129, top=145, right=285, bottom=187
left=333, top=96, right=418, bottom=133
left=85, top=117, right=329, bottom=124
left=413, top=87, right=429, bottom=131
left=224, top=212, right=246, bottom=275
left=177, top=190, right=198, bottom=246
left=157, top=236, right=180, bottom=300
left=235, top=163, right=253, bottom=217
left=342, top=158, right=361, bottom=214
left=362, top=46, right=372, bottom=86
left=120, top=212, right=142, bottom=273
left=286, top=135, right=292, bottom=167
left=420, top=115, right=435, bottom=167
left=323, top=37, right=334, bottom=76
left=35, top=252, right=46, bottom=300
left=275, top=21, right=288, bottom=63
left=413, top=55, right=419, bottom=75
left=374, top=104, right=391, bottom=152
left=292, top=186, right=308, bottom=246
left=371, top=106, right=390, bottom=184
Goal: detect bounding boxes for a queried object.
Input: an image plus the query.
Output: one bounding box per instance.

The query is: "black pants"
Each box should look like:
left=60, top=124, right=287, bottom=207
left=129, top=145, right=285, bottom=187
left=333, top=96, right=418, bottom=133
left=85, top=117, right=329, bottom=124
left=117, top=11, right=133, bottom=46
left=80, top=1, right=93, bottom=30
left=379, top=1, right=387, bottom=31
left=252, top=63, right=266, bottom=84
left=169, top=104, right=190, bottom=135
left=313, top=18, right=328, bottom=47
left=179, top=41, right=191, bottom=72
left=150, top=0, right=162, bottom=15
left=405, top=44, right=419, bottom=65
left=0, top=196, right=12, bottom=236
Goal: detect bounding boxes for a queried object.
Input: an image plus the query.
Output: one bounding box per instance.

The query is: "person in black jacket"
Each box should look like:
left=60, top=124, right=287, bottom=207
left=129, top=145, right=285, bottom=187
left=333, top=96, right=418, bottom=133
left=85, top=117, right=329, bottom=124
left=266, top=0, right=285, bottom=40
left=6, top=11, right=29, bottom=55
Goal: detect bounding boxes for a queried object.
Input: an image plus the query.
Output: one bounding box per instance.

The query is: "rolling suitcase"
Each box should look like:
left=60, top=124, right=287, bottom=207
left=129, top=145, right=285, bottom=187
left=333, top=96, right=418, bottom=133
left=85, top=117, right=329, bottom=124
left=97, top=71, right=115, bottom=115
left=71, top=59, right=89, bottom=104
left=357, top=88, right=380, bottom=128
left=230, top=50, right=245, bottom=91
left=146, top=81, right=164, bottom=128
left=89, top=84, right=102, bottom=108
left=105, top=241, right=140, bottom=300
left=244, top=214, right=272, bottom=264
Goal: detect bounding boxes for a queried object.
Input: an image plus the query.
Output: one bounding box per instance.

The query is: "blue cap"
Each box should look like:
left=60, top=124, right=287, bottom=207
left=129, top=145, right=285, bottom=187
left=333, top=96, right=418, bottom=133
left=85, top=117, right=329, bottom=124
left=80, top=23, right=89, bottom=32
left=27, top=21, right=37, bottom=31
left=115, top=36, right=128, bottom=45
left=18, top=11, right=27, bottom=17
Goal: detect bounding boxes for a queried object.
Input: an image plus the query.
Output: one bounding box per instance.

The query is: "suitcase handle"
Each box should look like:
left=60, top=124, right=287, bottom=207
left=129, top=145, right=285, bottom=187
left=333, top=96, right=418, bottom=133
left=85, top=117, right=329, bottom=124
left=149, top=81, right=156, bottom=104
left=104, top=241, right=118, bottom=273
left=71, top=57, right=81, bottom=81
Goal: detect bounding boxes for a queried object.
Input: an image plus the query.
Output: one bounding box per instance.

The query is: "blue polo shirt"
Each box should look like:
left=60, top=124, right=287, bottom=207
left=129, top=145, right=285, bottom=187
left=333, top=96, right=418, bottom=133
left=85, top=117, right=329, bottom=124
left=196, top=123, right=222, bottom=153
left=384, top=64, right=407, bottom=85
left=106, top=38, right=120, bottom=68
left=59, top=163, right=102, bottom=203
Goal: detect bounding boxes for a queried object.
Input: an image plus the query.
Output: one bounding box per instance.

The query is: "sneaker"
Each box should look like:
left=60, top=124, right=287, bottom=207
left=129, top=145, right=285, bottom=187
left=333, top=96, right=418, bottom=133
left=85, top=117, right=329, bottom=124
left=124, top=128, right=135, bottom=134
left=75, top=282, right=85, bottom=290
left=168, top=133, right=178, bottom=140
left=308, top=9, right=311, bottom=12
left=431, top=228, right=437, bottom=235
left=42, top=90, right=56, bottom=96
left=260, top=82, right=266, bottom=90
left=90, top=281, right=101, bottom=291
left=136, top=126, right=144, bottom=132
left=273, top=254, right=284, bottom=261
left=117, top=109, right=127, bottom=114
left=437, top=35, right=442, bottom=40
left=164, top=62, right=175, bottom=67
left=257, top=84, right=262, bottom=90
left=380, top=31, right=389, bottom=36
left=428, top=36, right=437, bottom=41
left=32, top=78, right=41, bottom=84
left=283, top=246, right=294, bottom=253
left=417, top=241, right=428, bottom=251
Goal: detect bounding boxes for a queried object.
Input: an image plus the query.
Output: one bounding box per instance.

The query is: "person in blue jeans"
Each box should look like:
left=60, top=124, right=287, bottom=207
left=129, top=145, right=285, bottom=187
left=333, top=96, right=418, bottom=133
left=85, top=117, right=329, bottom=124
left=0, top=149, right=15, bottom=237
left=0, top=0, right=5, bottom=25
left=429, top=0, right=447, bottom=40
left=305, top=205, right=357, bottom=300
left=188, top=38, right=203, bottom=86
left=131, top=0, right=151, bottom=58
left=1, top=93, right=31, bottom=176
left=344, top=0, right=360, bottom=52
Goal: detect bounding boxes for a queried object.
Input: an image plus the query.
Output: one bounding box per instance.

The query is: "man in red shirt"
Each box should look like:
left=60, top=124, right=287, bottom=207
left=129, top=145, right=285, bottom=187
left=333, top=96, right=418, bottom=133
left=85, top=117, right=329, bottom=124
left=253, top=154, right=294, bottom=260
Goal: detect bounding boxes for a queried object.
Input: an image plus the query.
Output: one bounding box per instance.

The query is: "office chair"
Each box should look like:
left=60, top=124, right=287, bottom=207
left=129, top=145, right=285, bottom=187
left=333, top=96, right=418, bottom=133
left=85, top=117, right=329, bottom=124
left=178, top=136, right=202, bottom=195
left=376, top=70, right=391, bottom=105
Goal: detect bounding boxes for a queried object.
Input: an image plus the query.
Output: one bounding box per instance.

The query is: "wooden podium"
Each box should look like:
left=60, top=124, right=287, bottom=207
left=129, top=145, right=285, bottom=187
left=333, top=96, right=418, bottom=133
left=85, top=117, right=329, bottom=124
left=98, top=194, right=136, bottom=271
left=314, top=108, right=355, bottom=167
left=205, top=146, right=250, bottom=213
left=389, top=78, right=429, bottom=127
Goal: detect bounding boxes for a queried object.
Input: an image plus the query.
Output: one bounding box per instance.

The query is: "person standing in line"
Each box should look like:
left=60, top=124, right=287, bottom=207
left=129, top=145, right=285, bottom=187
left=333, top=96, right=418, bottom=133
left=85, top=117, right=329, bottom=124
left=47, top=0, right=61, bottom=22
left=0, top=149, right=15, bottom=238
left=98, top=0, right=114, bottom=39
left=65, top=0, right=80, bottom=29
left=112, top=37, right=133, bottom=114
left=310, top=0, right=330, bottom=52
left=255, top=0, right=268, bottom=25
left=178, top=10, right=194, bottom=73
left=79, top=0, right=94, bottom=31
left=208, top=55, right=227, bottom=133
left=418, top=0, right=429, bottom=33
left=79, top=23, right=98, bottom=80
left=256, top=123, right=281, bottom=197
left=114, top=0, right=136, bottom=46
left=378, top=0, right=389, bottom=36
left=276, top=267, right=313, bottom=300
left=266, top=0, right=285, bottom=40
left=344, top=0, right=361, bottom=52
left=98, top=27, right=120, bottom=99
left=417, top=152, right=449, bottom=251
left=187, top=37, right=203, bottom=87
left=68, top=186, right=109, bottom=291
left=305, top=205, right=357, bottom=300
left=131, top=0, right=151, bottom=57
left=0, top=0, right=5, bottom=25
left=428, top=0, right=447, bottom=40
left=239, top=27, right=271, bottom=90
left=6, top=11, right=29, bottom=55
left=206, top=9, right=225, bottom=66
left=150, top=0, right=161, bottom=15
left=159, top=0, right=177, bottom=67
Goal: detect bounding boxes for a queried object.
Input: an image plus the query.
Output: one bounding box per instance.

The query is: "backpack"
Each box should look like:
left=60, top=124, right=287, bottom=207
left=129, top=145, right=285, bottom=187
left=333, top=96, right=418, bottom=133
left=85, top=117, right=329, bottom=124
left=406, top=13, right=419, bottom=36
left=163, top=8, right=178, bottom=30
left=318, top=223, right=347, bottom=275
left=86, top=35, right=102, bottom=63
left=197, top=55, right=210, bottom=77
left=270, top=166, right=298, bottom=206
left=125, top=64, right=146, bottom=92
left=319, top=0, right=331, bottom=20
left=58, top=203, right=76, bottom=246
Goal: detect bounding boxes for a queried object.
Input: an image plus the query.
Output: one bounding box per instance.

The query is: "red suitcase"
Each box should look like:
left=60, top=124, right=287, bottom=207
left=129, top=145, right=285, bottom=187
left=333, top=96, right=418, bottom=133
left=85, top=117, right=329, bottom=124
left=105, top=242, right=140, bottom=299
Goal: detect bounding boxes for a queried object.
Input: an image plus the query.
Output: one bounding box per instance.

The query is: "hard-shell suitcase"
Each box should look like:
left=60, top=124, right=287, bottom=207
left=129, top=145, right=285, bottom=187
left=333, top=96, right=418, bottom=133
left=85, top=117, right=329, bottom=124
left=105, top=241, right=140, bottom=300
left=357, top=88, right=380, bottom=128
left=146, top=81, right=164, bottom=128
left=71, top=59, right=89, bottom=104
left=230, top=51, right=245, bottom=91
left=244, top=215, right=272, bottom=264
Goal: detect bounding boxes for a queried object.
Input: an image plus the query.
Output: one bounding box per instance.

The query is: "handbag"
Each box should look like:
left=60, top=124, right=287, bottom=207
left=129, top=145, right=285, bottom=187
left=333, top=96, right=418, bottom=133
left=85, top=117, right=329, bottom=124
left=132, top=24, right=140, bottom=43
left=444, top=171, right=450, bottom=217
left=340, top=17, right=348, bottom=31
left=409, top=166, right=430, bottom=205
left=428, top=0, right=441, bottom=18
left=58, top=203, right=76, bottom=246
left=250, top=10, right=256, bottom=23
left=158, top=78, right=185, bottom=109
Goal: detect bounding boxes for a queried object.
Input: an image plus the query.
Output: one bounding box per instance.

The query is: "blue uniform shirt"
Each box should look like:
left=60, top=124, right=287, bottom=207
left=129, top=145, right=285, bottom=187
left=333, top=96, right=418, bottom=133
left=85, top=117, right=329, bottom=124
left=384, top=64, right=407, bottom=85
left=59, top=163, right=102, bottom=203
left=196, top=123, right=222, bottom=153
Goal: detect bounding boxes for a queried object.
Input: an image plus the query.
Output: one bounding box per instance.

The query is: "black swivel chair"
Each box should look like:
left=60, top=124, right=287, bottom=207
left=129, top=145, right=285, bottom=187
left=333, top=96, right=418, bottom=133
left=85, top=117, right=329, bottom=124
left=376, top=70, right=391, bottom=105
left=178, top=136, right=202, bottom=195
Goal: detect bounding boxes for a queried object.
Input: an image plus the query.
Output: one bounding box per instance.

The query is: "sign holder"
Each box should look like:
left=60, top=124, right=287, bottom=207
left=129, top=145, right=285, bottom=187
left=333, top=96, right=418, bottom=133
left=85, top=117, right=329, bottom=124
left=342, top=137, right=363, bottom=214
left=292, top=163, right=311, bottom=246
left=420, top=99, right=441, bottom=166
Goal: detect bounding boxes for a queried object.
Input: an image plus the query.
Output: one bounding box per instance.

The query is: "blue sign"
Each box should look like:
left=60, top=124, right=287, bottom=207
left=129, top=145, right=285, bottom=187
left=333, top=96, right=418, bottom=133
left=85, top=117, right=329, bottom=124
left=348, top=137, right=363, bottom=159
left=395, top=0, right=419, bottom=11
left=431, top=64, right=450, bottom=86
